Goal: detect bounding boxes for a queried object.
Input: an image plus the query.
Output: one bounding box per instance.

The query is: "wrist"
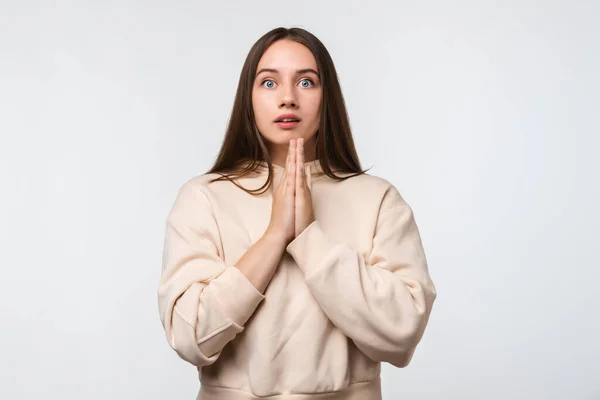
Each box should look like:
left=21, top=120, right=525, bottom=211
left=262, top=228, right=287, bottom=251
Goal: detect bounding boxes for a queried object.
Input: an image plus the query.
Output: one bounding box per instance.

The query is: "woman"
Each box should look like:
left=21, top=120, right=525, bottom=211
left=158, top=27, right=437, bottom=400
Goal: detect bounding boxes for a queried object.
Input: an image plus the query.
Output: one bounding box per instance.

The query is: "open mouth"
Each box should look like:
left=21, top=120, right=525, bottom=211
left=274, top=115, right=301, bottom=129
left=275, top=118, right=300, bottom=123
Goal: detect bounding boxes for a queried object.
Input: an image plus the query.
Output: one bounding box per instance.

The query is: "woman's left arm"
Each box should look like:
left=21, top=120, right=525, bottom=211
left=286, top=188, right=437, bottom=368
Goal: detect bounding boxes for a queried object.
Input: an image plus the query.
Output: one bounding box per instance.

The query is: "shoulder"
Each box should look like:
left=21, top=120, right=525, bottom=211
left=167, top=172, right=245, bottom=225
left=174, top=173, right=216, bottom=198
left=172, top=171, right=261, bottom=210
left=177, top=172, right=242, bottom=196
left=169, top=173, right=226, bottom=213
left=181, top=173, right=222, bottom=189
left=332, top=172, right=408, bottom=208
left=345, top=172, right=395, bottom=189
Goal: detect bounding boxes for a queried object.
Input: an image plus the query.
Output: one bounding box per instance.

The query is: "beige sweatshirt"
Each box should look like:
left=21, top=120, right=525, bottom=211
left=158, top=159, right=437, bottom=400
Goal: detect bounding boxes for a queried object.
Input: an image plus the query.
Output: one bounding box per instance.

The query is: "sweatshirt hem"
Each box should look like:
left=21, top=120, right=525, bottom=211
left=197, top=378, right=381, bottom=400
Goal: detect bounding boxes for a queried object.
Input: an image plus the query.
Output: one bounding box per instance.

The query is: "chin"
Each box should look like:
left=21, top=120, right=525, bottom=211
left=261, top=127, right=317, bottom=146
left=264, top=131, right=299, bottom=144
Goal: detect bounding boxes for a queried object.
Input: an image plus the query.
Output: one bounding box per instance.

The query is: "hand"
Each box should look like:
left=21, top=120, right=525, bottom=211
left=294, top=138, right=315, bottom=237
left=266, top=140, right=296, bottom=245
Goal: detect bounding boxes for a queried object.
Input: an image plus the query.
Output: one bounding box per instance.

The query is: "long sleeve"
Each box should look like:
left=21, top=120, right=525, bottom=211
left=286, top=185, right=437, bottom=368
left=157, top=180, right=265, bottom=367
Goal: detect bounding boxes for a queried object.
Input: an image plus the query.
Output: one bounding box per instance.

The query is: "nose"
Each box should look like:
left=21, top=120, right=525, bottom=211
left=279, top=86, right=298, bottom=109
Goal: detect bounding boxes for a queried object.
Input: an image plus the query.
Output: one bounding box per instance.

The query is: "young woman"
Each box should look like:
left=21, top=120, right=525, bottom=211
left=158, top=27, right=437, bottom=400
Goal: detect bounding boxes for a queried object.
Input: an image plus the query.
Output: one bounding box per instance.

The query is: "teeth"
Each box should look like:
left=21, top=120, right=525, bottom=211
left=279, top=119, right=298, bottom=122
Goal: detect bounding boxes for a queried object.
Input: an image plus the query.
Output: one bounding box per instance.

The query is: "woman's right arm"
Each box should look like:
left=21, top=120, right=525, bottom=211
left=157, top=179, right=285, bottom=367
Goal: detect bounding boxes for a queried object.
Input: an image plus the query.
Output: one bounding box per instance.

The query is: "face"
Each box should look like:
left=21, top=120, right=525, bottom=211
left=252, top=39, right=322, bottom=158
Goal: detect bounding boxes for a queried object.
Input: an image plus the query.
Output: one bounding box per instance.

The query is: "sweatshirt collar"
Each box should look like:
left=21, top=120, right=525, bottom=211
left=272, top=159, right=322, bottom=175
left=257, top=159, right=324, bottom=176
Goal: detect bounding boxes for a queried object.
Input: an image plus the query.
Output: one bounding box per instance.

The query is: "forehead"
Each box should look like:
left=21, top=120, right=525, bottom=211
left=257, top=40, right=318, bottom=71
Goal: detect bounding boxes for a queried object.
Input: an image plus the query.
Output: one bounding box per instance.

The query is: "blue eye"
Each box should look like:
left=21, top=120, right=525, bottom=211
left=262, top=79, right=276, bottom=89
left=299, top=79, right=314, bottom=88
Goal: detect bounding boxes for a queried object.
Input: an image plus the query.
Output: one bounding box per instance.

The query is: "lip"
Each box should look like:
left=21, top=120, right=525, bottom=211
left=274, top=113, right=301, bottom=123
left=274, top=113, right=301, bottom=130
left=275, top=121, right=300, bottom=129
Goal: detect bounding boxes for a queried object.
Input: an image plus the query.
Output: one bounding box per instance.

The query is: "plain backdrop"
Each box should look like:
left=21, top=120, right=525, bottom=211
left=1, top=1, right=598, bottom=399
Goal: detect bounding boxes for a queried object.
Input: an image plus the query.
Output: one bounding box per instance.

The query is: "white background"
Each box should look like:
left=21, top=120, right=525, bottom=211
left=1, top=1, right=598, bottom=399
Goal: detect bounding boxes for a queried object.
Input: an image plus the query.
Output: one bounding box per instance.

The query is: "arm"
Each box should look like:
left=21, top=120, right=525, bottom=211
left=286, top=186, right=437, bottom=367
left=158, top=180, right=285, bottom=367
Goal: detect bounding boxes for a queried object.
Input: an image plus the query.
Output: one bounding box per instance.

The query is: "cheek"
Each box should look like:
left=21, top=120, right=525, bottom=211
left=252, top=92, right=268, bottom=123
left=307, top=93, right=322, bottom=123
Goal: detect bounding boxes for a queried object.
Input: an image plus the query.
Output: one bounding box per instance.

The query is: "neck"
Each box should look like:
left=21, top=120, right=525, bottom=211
left=269, top=136, right=317, bottom=168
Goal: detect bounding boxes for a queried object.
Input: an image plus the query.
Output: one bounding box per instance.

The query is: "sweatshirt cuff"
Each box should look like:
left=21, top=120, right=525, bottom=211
left=207, top=266, right=265, bottom=327
left=286, top=220, right=339, bottom=278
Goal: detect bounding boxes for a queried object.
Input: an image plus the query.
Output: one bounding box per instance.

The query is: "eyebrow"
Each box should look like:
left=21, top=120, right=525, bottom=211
left=255, top=68, right=320, bottom=78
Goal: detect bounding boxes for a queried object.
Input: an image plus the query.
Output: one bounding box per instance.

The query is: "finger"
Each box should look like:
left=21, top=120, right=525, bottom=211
left=296, top=138, right=304, bottom=193
left=279, top=141, right=293, bottom=192
left=298, top=137, right=304, bottom=166
left=306, top=164, right=312, bottom=192
left=287, top=139, right=296, bottom=191
left=296, top=158, right=304, bottom=195
left=285, top=140, right=291, bottom=168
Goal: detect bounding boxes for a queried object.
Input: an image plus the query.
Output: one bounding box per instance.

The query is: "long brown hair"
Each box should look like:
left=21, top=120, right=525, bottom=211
left=207, top=27, right=370, bottom=194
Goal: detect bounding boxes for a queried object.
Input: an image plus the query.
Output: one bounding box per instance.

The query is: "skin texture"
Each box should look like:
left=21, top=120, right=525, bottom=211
left=292, top=138, right=315, bottom=238
left=235, top=41, right=319, bottom=292
left=252, top=39, right=322, bottom=167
